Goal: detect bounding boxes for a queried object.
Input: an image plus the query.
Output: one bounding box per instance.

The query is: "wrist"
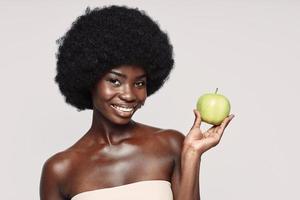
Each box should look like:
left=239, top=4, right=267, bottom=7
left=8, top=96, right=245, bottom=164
left=181, top=145, right=202, bottom=171
left=182, top=144, right=202, bottom=159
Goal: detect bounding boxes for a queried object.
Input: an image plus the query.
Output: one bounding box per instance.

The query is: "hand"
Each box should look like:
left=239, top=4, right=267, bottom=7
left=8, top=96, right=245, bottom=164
left=183, top=109, right=235, bottom=156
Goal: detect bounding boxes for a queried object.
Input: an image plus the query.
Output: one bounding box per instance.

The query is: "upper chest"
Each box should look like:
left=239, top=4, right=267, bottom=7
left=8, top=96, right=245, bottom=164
left=65, top=133, right=175, bottom=197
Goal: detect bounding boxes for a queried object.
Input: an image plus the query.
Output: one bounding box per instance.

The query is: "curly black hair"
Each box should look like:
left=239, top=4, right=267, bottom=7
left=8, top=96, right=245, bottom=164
left=55, top=5, right=174, bottom=111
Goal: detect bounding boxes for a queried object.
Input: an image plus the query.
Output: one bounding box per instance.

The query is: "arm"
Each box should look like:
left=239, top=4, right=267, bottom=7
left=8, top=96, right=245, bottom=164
left=169, top=131, right=200, bottom=200
left=177, top=147, right=201, bottom=200
left=40, top=153, right=69, bottom=200
left=172, top=110, right=234, bottom=200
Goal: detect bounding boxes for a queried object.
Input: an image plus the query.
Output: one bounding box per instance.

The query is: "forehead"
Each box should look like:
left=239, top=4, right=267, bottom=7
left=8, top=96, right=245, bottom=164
left=108, top=65, right=146, bottom=77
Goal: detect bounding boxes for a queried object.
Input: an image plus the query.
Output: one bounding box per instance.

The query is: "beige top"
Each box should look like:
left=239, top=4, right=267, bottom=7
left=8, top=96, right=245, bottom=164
left=71, top=180, right=173, bottom=200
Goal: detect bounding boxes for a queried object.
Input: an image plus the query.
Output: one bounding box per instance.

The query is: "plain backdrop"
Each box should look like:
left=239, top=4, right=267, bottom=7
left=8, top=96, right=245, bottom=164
left=1, top=0, right=299, bottom=199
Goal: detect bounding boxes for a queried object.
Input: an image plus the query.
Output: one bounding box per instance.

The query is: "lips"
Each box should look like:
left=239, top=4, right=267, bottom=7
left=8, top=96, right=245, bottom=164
left=110, top=103, right=138, bottom=116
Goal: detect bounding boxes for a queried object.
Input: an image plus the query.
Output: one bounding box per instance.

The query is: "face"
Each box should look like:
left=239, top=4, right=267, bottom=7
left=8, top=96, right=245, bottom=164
left=91, top=65, right=147, bottom=125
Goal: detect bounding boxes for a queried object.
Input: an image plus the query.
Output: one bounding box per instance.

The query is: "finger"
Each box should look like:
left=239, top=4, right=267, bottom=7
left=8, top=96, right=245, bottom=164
left=203, top=125, right=218, bottom=138
left=221, top=114, right=235, bottom=130
left=205, top=114, right=234, bottom=133
left=216, top=114, right=235, bottom=136
left=206, top=125, right=218, bottom=133
left=191, top=109, right=202, bottom=129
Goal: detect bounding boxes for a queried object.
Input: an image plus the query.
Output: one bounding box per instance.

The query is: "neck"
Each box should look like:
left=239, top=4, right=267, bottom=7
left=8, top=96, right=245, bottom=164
left=88, top=109, right=136, bottom=146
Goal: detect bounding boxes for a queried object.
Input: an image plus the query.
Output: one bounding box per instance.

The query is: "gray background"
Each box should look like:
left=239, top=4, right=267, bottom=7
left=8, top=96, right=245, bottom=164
left=1, top=0, right=299, bottom=199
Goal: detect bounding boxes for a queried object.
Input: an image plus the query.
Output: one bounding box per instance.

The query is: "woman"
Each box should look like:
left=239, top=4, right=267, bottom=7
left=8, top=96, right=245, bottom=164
left=40, top=5, right=234, bottom=200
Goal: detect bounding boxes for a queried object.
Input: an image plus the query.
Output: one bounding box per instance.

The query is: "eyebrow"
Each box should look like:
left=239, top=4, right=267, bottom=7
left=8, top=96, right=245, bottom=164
left=109, top=70, right=146, bottom=79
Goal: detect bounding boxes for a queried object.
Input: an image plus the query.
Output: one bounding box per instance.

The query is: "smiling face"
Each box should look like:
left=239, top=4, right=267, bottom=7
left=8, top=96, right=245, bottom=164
left=91, top=65, right=147, bottom=125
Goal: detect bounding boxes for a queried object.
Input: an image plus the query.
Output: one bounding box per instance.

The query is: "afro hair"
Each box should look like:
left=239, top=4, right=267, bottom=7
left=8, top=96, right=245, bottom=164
left=55, top=5, right=174, bottom=111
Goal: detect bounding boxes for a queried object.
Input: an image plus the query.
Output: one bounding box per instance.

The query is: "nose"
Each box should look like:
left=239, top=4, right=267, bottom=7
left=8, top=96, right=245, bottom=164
left=119, top=84, right=137, bottom=102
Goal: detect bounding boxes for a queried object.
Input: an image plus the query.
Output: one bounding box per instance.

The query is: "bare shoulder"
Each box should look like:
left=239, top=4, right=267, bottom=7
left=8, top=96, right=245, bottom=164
left=136, top=122, right=186, bottom=155
left=42, top=150, right=75, bottom=178
left=40, top=149, right=78, bottom=198
left=156, top=129, right=186, bottom=155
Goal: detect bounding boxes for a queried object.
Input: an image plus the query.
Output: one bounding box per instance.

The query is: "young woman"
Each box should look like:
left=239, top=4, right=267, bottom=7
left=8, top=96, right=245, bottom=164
left=40, top=5, right=234, bottom=200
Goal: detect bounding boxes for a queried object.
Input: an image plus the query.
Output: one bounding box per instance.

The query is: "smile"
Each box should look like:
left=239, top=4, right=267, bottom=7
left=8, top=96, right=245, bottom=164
left=110, top=104, right=136, bottom=113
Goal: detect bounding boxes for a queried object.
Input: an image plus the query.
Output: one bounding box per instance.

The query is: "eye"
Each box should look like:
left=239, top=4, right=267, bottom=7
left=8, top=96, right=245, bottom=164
left=135, top=81, right=146, bottom=88
left=108, top=78, right=121, bottom=87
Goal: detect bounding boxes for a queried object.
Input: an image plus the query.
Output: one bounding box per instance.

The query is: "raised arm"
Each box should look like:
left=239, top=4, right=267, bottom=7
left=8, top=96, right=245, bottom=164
left=169, top=130, right=201, bottom=200
left=172, top=109, right=234, bottom=200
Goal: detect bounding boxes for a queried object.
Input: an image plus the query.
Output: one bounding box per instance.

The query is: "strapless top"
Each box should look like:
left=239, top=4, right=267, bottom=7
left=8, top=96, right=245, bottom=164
left=71, top=180, right=173, bottom=200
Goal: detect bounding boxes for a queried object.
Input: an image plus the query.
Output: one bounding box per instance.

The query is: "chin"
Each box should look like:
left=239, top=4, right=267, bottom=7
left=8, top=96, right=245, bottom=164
left=111, top=117, right=133, bottom=126
left=104, top=110, right=133, bottom=124
left=111, top=118, right=132, bottom=126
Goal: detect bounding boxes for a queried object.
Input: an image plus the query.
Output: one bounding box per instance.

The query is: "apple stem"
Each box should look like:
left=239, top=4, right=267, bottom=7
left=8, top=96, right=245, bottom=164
left=215, top=88, right=218, bottom=94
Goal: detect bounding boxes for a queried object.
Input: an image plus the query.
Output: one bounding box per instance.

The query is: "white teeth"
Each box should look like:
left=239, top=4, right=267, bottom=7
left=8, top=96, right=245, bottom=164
left=112, top=104, right=134, bottom=112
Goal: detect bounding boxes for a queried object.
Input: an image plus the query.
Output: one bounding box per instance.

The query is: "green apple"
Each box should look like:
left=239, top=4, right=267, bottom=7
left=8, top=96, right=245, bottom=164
left=196, top=88, right=231, bottom=125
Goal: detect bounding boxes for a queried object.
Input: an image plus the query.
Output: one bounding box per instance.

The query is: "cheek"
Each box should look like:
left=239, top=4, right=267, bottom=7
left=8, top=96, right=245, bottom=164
left=99, top=87, right=116, bottom=100
left=94, top=82, right=116, bottom=103
left=137, top=89, right=147, bottom=101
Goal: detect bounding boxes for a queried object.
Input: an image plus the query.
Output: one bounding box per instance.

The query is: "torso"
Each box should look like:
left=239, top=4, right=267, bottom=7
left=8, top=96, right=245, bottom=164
left=56, top=122, right=177, bottom=199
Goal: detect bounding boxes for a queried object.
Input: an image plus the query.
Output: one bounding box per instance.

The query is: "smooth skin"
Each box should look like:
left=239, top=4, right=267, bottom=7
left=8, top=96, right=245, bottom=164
left=39, top=65, right=234, bottom=200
